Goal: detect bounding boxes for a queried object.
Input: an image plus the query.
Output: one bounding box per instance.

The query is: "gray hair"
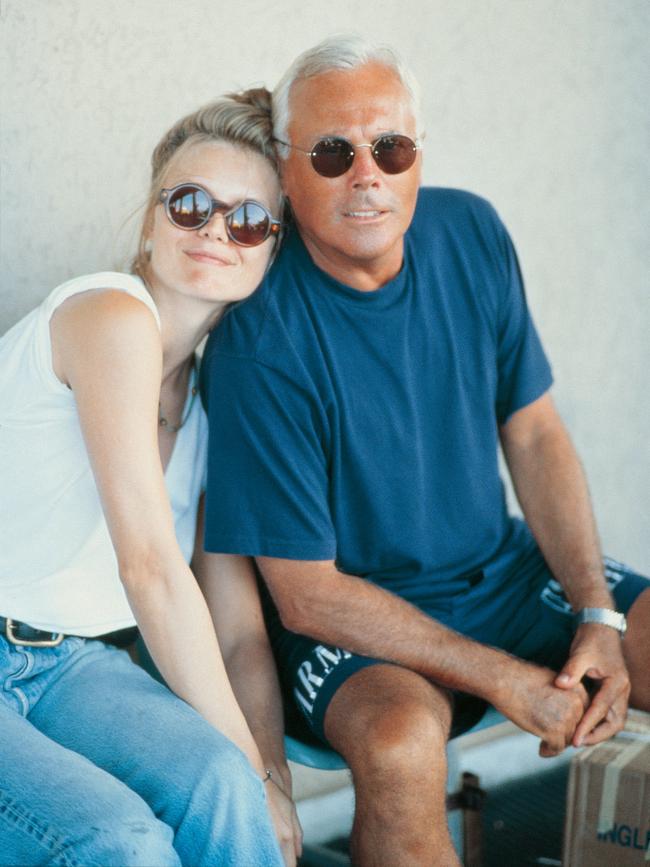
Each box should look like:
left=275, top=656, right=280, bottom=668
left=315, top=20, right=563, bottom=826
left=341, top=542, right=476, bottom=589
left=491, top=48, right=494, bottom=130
left=272, top=35, right=422, bottom=158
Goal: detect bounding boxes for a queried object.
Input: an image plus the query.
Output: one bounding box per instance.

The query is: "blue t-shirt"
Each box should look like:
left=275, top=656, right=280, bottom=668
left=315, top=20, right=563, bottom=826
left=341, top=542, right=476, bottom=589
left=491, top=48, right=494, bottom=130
left=201, top=187, right=553, bottom=604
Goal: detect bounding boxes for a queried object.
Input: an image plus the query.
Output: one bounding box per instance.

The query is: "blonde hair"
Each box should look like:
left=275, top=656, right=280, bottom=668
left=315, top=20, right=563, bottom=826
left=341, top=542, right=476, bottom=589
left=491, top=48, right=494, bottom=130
left=133, top=88, right=277, bottom=280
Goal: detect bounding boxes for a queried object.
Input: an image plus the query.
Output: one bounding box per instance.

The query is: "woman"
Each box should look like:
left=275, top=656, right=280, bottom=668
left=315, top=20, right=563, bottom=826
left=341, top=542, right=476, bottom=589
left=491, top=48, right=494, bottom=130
left=0, top=89, right=300, bottom=866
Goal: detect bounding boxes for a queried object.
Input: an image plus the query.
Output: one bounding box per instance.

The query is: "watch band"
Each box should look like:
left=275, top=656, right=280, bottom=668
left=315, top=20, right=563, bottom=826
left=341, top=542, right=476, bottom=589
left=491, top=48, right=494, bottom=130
left=577, top=607, right=627, bottom=635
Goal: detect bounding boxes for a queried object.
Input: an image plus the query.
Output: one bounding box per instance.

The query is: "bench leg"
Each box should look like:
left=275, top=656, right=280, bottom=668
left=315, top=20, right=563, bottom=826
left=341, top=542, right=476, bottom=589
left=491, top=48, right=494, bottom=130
left=447, top=770, right=485, bottom=866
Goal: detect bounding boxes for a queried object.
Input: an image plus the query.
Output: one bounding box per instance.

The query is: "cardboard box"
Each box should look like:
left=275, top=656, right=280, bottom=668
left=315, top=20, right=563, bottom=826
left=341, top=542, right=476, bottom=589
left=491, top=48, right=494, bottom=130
left=563, top=710, right=650, bottom=866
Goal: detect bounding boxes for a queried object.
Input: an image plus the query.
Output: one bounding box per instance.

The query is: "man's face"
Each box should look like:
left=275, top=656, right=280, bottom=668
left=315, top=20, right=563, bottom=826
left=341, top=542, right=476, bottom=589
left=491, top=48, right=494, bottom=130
left=281, top=62, right=421, bottom=289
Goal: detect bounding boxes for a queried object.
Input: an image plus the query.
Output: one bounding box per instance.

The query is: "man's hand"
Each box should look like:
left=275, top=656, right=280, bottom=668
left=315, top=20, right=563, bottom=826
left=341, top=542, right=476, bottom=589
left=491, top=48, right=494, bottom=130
left=493, top=660, right=589, bottom=757
left=265, top=773, right=303, bottom=866
left=499, top=393, right=629, bottom=748
left=554, top=623, right=630, bottom=747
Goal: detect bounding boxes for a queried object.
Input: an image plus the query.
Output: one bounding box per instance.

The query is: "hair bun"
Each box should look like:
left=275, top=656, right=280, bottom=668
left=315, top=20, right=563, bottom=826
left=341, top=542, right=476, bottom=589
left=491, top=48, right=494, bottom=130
left=229, top=86, right=273, bottom=116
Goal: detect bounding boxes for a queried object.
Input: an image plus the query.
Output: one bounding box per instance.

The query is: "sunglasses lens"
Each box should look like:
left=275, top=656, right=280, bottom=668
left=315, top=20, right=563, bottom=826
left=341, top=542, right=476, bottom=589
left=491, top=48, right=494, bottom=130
left=164, top=186, right=277, bottom=246
left=227, top=202, right=271, bottom=246
left=373, top=135, right=418, bottom=174
left=311, top=138, right=355, bottom=178
left=166, top=185, right=211, bottom=229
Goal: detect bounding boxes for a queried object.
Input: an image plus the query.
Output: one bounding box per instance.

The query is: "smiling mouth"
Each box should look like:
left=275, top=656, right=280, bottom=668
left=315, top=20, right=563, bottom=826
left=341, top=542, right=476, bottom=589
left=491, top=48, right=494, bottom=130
left=185, top=250, right=235, bottom=266
left=343, top=210, right=387, bottom=219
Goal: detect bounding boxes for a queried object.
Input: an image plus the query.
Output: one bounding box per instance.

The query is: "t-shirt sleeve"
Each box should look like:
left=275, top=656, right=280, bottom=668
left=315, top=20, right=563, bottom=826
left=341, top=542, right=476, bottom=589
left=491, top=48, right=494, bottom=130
left=493, top=218, right=553, bottom=424
left=202, top=351, right=336, bottom=560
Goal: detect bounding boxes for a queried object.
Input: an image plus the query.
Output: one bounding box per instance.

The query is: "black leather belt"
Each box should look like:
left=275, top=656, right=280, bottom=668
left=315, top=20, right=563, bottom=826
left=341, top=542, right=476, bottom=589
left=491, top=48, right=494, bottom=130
left=0, top=616, right=138, bottom=649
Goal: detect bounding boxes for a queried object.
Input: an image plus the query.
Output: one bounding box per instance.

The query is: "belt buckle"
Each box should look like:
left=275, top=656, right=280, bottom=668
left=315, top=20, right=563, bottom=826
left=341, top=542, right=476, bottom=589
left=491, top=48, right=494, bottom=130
left=5, top=618, right=65, bottom=648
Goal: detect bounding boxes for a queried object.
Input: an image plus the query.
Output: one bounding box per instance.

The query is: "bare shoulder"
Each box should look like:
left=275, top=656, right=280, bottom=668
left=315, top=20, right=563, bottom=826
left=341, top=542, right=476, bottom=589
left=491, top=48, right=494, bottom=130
left=51, top=288, right=161, bottom=387
left=52, top=287, right=158, bottom=336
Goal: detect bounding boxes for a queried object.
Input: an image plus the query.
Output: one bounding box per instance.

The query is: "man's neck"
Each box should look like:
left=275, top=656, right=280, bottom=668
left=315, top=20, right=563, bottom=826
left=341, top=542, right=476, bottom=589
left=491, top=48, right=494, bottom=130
left=301, top=235, right=404, bottom=292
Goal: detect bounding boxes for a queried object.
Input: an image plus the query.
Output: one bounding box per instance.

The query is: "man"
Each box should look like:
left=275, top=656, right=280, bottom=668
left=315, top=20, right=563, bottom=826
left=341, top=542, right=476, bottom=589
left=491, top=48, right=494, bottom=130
left=201, top=36, right=649, bottom=866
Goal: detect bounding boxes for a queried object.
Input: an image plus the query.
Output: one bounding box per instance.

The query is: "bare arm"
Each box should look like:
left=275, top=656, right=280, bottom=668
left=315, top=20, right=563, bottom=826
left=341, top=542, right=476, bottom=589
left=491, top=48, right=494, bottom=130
left=257, top=555, right=588, bottom=755
left=192, top=516, right=302, bottom=863
left=499, top=391, right=630, bottom=744
left=192, top=517, right=290, bottom=782
left=51, top=290, right=266, bottom=773
left=499, top=392, right=609, bottom=608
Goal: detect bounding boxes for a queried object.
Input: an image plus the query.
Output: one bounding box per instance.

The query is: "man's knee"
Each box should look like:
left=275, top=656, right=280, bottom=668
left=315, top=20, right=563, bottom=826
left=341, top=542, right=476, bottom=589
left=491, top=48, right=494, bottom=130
left=325, top=665, right=452, bottom=777
left=364, top=698, right=451, bottom=779
left=625, top=586, right=650, bottom=710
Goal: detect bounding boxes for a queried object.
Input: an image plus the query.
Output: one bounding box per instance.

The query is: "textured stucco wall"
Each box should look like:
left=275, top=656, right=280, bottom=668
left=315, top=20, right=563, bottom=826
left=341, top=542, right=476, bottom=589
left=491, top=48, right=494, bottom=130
left=1, top=0, right=649, bottom=572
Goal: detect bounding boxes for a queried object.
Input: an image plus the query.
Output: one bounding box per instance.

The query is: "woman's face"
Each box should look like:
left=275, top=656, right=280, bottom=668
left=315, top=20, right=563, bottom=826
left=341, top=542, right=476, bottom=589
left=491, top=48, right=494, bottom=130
left=146, top=140, right=281, bottom=307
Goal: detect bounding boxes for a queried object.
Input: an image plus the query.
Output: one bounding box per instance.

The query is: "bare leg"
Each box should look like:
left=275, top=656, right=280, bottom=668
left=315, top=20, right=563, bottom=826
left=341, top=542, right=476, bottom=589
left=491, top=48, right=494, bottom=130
left=323, top=663, right=460, bottom=867
left=624, top=586, right=650, bottom=710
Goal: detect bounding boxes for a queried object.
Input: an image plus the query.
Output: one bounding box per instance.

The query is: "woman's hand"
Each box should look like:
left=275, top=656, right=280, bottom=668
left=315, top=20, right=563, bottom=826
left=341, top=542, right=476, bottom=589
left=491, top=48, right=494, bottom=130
left=192, top=545, right=304, bottom=863
left=266, top=773, right=303, bottom=866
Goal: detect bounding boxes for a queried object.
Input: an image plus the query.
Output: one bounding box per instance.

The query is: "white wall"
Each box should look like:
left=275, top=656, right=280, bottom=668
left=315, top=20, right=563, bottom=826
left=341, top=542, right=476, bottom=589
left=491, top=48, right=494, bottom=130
left=1, top=0, right=649, bottom=572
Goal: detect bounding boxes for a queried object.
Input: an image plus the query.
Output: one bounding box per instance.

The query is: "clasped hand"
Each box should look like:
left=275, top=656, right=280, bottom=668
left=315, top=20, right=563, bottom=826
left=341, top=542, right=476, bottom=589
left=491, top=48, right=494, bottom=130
left=554, top=622, right=630, bottom=748
left=497, top=625, right=630, bottom=756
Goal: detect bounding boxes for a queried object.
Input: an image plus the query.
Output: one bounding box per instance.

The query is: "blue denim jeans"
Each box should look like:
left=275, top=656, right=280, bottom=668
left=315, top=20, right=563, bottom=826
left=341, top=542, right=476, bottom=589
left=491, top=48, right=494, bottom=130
left=0, top=634, right=283, bottom=866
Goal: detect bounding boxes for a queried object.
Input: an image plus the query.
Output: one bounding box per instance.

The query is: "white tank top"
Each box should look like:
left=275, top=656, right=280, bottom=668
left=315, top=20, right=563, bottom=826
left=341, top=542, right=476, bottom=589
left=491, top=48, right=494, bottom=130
left=0, top=272, right=208, bottom=635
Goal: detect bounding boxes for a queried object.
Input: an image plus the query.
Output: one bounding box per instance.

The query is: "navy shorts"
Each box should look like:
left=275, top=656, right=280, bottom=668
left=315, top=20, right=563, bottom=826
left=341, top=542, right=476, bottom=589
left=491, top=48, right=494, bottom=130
left=262, top=554, right=649, bottom=747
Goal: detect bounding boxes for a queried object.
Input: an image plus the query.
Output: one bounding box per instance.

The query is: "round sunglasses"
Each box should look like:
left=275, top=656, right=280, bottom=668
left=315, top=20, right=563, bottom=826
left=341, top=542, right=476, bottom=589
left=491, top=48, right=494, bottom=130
left=159, top=184, right=282, bottom=247
left=275, top=133, right=421, bottom=178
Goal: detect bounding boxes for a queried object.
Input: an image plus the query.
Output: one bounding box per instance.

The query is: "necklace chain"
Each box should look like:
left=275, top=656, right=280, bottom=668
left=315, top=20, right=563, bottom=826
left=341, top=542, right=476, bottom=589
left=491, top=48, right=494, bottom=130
left=159, top=360, right=198, bottom=434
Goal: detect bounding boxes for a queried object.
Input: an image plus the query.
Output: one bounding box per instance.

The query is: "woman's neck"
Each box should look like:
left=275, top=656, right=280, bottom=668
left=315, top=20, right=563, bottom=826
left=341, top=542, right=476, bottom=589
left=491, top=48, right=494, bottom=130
left=144, top=277, right=227, bottom=383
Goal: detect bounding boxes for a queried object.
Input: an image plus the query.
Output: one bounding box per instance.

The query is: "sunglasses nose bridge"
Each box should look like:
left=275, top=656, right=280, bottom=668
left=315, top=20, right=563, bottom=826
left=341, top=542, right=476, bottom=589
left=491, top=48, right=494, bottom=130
left=198, top=207, right=231, bottom=242
left=348, top=142, right=380, bottom=182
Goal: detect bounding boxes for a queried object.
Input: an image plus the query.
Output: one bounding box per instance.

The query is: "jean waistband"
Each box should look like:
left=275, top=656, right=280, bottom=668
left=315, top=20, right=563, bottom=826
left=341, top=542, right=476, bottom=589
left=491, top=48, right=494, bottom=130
left=0, top=616, right=138, bottom=649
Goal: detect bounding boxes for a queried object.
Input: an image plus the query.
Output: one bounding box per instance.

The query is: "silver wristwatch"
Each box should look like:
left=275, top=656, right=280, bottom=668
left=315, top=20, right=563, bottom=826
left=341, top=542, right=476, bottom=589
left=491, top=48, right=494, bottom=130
left=577, top=607, right=627, bottom=635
